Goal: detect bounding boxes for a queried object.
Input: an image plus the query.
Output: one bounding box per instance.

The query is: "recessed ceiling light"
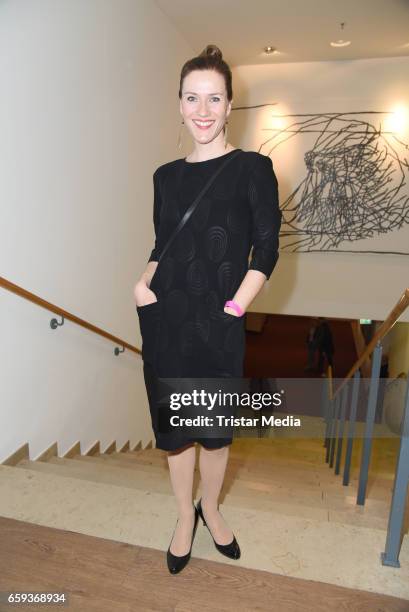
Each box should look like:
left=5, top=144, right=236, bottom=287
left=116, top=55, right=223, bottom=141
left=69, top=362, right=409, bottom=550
left=330, top=22, right=351, bottom=48
left=330, top=39, right=351, bottom=47
left=264, top=46, right=278, bottom=54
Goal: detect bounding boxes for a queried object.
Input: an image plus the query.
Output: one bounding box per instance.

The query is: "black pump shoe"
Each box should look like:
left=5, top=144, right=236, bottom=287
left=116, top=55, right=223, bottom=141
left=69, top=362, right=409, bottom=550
left=167, top=504, right=200, bottom=574
left=197, top=498, right=241, bottom=560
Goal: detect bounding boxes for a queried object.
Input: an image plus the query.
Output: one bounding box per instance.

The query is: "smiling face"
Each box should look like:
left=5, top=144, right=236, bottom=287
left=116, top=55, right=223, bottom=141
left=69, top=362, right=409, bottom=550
left=179, top=69, right=232, bottom=147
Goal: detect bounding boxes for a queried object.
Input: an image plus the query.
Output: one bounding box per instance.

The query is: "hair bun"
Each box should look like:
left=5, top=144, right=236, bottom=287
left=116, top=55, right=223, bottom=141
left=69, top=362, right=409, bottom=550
left=200, top=44, right=223, bottom=61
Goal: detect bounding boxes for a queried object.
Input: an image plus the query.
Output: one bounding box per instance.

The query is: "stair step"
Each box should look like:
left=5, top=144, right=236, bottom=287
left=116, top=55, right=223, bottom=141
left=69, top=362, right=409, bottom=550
left=14, top=458, right=391, bottom=521
left=15, top=458, right=176, bottom=495
left=126, top=449, right=394, bottom=492
left=134, top=444, right=366, bottom=468
left=229, top=439, right=399, bottom=471
left=228, top=448, right=395, bottom=471
left=1, top=436, right=406, bottom=600
left=66, top=453, right=393, bottom=502
left=134, top=446, right=334, bottom=469
left=124, top=452, right=392, bottom=500
left=60, top=454, right=169, bottom=474
left=220, top=494, right=390, bottom=531
left=89, top=452, right=327, bottom=484
left=0, top=464, right=396, bottom=542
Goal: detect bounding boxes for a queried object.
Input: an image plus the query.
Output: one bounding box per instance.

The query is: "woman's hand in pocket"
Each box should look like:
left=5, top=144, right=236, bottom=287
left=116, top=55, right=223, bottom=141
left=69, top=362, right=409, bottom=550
left=134, top=280, right=158, bottom=307
left=224, top=306, right=240, bottom=317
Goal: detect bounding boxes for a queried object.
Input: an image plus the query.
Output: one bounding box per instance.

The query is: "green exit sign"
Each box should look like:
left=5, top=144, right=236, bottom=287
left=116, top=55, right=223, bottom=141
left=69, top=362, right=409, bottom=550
left=360, top=319, right=372, bottom=324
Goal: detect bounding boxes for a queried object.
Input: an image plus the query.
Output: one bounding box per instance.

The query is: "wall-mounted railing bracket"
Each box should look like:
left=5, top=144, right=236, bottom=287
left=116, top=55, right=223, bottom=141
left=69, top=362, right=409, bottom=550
left=50, top=314, right=64, bottom=329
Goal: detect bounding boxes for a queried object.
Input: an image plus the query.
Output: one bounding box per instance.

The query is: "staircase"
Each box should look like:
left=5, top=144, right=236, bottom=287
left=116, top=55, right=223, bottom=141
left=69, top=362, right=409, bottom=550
left=1, top=435, right=408, bottom=600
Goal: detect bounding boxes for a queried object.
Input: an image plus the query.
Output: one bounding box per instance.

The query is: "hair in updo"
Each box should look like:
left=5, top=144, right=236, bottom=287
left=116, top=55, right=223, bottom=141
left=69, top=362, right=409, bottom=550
left=178, top=44, right=233, bottom=102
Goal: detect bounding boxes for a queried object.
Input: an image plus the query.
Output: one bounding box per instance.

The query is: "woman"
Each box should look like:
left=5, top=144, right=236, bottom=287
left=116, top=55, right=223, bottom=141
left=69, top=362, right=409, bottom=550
left=134, top=44, right=282, bottom=574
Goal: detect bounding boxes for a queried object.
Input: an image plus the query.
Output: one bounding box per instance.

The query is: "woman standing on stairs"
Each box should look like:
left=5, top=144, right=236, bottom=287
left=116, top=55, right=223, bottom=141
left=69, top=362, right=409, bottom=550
left=134, top=44, right=282, bottom=574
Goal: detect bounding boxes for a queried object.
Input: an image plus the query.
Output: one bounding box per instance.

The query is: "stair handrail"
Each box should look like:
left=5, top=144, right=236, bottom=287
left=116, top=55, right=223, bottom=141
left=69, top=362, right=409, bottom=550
left=321, top=286, right=409, bottom=569
left=333, top=287, right=409, bottom=398
left=0, top=275, right=141, bottom=355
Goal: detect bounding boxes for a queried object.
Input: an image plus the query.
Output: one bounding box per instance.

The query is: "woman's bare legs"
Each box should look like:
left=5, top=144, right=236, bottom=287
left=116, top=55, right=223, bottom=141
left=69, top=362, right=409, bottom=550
left=167, top=443, right=196, bottom=556
left=198, top=445, right=234, bottom=544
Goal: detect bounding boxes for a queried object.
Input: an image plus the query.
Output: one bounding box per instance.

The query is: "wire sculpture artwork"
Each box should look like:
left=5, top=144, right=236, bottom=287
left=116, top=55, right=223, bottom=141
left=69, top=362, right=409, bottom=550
left=251, top=110, right=409, bottom=254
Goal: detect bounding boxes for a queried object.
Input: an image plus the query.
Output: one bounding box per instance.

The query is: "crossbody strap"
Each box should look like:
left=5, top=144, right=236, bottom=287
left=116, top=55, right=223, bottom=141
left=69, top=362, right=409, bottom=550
left=157, top=149, right=242, bottom=265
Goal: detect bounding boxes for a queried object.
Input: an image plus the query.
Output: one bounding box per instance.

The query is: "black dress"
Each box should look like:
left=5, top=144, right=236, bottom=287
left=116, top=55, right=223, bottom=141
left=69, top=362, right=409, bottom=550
left=137, top=149, right=282, bottom=451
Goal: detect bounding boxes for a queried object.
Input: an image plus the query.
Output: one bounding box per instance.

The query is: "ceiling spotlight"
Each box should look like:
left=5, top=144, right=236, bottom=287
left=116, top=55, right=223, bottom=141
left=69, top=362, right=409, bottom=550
left=331, top=39, right=351, bottom=47
left=330, top=22, right=351, bottom=47
left=264, top=46, right=277, bottom=54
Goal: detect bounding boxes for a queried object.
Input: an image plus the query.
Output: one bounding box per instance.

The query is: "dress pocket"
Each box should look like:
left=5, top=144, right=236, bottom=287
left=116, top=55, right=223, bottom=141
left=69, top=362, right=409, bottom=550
left=136, top=299, right=161, bottom=366
left=220, top=307, right=242, bottom=322
left=215, top=307, right=244, bottom=350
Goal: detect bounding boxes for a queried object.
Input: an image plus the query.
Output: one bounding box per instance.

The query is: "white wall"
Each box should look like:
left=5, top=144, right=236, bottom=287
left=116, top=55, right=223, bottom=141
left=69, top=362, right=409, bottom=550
left=231, top=57, right=409, bottom=322
left=0, top=0, right=192, bottom=461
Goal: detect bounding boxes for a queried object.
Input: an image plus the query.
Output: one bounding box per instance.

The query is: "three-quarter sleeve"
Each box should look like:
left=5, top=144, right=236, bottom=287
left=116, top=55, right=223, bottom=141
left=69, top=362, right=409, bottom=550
left=147, top=169, right=163, bottom=263
left=247, top=154, right=282, bottom=280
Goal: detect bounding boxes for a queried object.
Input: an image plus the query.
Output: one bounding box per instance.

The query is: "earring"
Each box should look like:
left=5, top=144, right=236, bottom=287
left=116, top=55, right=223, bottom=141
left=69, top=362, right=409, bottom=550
left=177, top=120, right=184, bottom=150
left=224, top=121, right=229, bottom=148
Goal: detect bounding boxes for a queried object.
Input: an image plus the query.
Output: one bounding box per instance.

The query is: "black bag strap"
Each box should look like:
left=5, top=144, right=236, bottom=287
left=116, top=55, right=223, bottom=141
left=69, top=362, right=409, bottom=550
left=157, top=149, right=242, bottom=265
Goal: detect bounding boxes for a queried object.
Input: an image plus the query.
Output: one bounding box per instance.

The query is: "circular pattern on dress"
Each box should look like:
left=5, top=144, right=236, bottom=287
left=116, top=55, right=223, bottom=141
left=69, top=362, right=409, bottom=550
left=186, top=259, right=209, bottom=295
left=253, top=207, right=275, bottom=241
left=217, top=261, right=238, bottom=302
left=173, top=227, right=195, bottom=262
left=205, top=226, right=228, bottom=263
left=165, top=289, right=189, bottom=326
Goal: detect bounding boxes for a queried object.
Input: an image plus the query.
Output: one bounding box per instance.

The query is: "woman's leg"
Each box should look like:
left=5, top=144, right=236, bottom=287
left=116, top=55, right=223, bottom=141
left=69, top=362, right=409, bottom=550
left=167, top=443, right=196, bottom=555
left=198, top=445, right=235, bottom=545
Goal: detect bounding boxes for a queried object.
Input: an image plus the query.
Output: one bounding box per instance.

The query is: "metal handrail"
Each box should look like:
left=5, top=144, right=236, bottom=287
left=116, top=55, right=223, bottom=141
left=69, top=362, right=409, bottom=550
left=0, top=275, right=141, bottom=356
left=321, top=286, right=409, bottom=569
left=333, top=288, right=409, bottom=398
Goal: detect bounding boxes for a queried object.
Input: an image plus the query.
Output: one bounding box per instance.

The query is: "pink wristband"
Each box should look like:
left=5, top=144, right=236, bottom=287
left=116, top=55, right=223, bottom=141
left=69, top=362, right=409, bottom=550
left=224, top=300, right=244, bottom=317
